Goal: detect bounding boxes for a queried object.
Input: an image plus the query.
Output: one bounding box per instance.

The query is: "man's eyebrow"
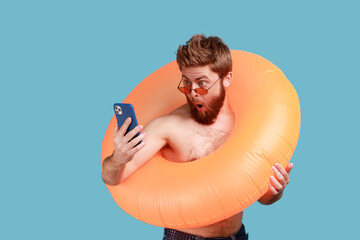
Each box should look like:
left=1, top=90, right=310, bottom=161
left=181, top=75, right=210, bottom=80
left=196, top=75, right=210, bottom=80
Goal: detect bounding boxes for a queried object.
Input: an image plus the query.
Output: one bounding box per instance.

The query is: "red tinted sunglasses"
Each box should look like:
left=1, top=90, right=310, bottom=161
left=177, top=78, right=220, bottom=95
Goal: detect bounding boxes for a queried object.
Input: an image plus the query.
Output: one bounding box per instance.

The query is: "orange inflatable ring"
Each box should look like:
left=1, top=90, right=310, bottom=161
left=101, top=50, right=300, bottom=229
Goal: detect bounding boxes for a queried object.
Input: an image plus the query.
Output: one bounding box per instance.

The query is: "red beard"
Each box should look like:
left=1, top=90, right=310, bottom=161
left=186, top=84, right=226, bottom=125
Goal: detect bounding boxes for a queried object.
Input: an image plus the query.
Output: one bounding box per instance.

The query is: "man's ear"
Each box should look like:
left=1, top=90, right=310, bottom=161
left=223, top=72, right=232, bottom=88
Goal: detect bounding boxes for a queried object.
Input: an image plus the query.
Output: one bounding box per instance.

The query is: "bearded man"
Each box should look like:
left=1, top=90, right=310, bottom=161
left=102, top=34, right=293, bottom=240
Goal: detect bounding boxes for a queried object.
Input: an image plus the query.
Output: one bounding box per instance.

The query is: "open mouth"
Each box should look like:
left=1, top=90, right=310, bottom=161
left=195, top=104, right=205, bottom=111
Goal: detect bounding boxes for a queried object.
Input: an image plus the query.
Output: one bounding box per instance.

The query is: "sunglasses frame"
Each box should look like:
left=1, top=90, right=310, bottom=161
left=177, top=78, right=221, bottom=95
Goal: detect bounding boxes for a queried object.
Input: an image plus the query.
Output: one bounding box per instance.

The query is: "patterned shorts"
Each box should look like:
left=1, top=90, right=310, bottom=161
left=163, top=224, right=248, bottom=240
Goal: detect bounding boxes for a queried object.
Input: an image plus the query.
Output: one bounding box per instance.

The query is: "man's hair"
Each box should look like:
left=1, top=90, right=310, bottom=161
left=176, top=34, right=232, bottom=79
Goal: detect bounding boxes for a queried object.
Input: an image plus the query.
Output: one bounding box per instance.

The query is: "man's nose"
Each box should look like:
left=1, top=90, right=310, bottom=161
left=189, top=83, right=200, bottom=97
left=189, top=88, right=199, bottom=98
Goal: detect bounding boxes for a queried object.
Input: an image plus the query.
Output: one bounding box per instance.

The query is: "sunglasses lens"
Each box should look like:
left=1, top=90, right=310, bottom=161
left=178, top=87, right=208, bottom=95
left=178, top=87, right=191, bottom=94
left=195, top=88, right=207, bottom=95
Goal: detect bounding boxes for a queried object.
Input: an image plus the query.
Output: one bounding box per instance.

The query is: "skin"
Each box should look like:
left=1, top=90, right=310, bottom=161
left=102, top=65, right=293, bottom=238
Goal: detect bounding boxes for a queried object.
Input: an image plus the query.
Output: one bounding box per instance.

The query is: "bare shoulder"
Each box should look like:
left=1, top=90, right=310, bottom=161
left=144, top=104, right=191, bottom=134
left=168, top=104, right=191, bottom=121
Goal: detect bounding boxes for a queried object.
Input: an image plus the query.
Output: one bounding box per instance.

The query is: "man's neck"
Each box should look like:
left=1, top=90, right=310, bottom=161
left=207, top=98, right=235, bottom=132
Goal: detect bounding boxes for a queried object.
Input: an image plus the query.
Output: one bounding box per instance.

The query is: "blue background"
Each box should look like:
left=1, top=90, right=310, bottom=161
left=1, top=0, right=359, bottom=239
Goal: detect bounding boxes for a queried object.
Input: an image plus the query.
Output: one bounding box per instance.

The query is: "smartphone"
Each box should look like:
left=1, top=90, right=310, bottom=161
left=113, top=103, right=141, bottom=143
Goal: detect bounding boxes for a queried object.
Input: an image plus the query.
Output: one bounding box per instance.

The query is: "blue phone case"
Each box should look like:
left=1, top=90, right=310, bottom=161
left=113, top=103, right=141, bottom=140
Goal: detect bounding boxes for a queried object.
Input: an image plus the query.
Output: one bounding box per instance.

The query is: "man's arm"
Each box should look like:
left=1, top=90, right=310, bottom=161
left=102, top=117, right=167, bottom=185
left=258, top=163, right=293, bottom=205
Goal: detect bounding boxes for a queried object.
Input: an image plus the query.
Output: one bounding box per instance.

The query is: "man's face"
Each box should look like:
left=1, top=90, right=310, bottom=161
left=180, top=65, right=226, bottom=125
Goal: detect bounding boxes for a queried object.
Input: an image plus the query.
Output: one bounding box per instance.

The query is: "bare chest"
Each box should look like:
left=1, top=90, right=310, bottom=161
left=161, top=125, right=229, bottom=162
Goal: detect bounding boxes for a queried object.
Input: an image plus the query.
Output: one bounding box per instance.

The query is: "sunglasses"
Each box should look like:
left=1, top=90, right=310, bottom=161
left=177, top=78, right=220, bottom=95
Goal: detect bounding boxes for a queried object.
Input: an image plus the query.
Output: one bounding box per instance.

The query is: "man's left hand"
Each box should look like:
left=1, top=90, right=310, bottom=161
left=269, top=163, right=293, bottom=196
left=258, top=162, right=293, bottom=205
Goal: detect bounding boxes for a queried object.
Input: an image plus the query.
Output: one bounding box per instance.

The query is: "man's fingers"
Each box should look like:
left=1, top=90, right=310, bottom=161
left=124, top=124, right=143, bottom=142
left=272, top=166, right=286, bottom=186
left=118, top=117, right=132, bottom=136
left=275, top=163, right=290, bottom=184
left=129, top=132, right=146, bottom=148
left=114, top=121, right=118, bottom=132
left=270, top=176, right=283, bottom=192
left=128, top=140, right=146, bottom=155
left=285, top=162, right=294, bottom=174
left=268, top=163, right=293, bottom=195
left=269, top=183, right=278, bottom=195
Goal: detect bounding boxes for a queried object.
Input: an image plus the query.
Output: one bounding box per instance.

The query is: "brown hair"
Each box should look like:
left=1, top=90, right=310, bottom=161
left=176, top=34, right=232, bottom=79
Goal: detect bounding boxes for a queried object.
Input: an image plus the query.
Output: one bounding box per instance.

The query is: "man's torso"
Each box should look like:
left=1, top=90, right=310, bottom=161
left=159, top=104, right=243, bottom=237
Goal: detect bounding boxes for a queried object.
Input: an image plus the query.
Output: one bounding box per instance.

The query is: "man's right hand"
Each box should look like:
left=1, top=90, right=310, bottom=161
left=112, top=117, right=146, bottom=166
left=102, top=117, right=146, bottom=185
